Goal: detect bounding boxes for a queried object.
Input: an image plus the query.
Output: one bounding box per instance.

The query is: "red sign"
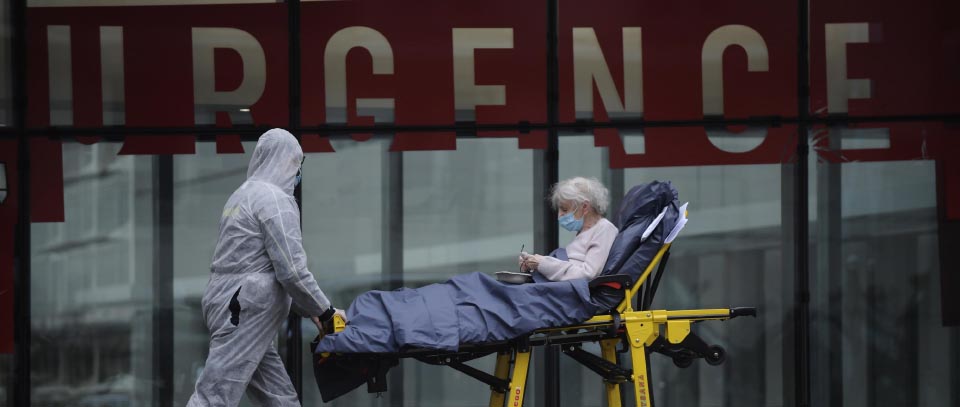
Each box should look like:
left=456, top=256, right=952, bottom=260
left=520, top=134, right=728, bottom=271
left=24, top=1, right=960, bottom=159
left=27, top=3, right=290, bottom=153
left=810, top=0, right=960, bottom=116
left=299, top=0, right=547, bottom=151
left=19, top=0, right=960, bottom=214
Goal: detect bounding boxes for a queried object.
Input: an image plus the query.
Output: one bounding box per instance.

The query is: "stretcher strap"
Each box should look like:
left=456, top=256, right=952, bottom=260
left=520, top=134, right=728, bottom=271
left=596, top=282, right=622, bottom=290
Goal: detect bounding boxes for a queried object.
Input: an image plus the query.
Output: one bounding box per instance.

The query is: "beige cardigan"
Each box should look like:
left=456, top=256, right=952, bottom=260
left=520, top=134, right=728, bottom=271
left=537, top=218, right=618, bottom=281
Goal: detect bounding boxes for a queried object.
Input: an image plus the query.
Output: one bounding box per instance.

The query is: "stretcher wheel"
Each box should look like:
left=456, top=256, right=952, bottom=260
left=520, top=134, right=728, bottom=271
left=672, top=355, right=693, bottom=368
left=705, top=345, right=726, bottom=366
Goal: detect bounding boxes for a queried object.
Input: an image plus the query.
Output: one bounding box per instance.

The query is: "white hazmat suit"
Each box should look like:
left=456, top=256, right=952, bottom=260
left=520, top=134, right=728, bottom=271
left=187, top=129, right=332, bottom=407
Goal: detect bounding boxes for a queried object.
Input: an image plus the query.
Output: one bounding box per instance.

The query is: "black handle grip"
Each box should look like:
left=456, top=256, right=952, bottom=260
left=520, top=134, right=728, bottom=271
left=730, top=307, right=757, bottom=318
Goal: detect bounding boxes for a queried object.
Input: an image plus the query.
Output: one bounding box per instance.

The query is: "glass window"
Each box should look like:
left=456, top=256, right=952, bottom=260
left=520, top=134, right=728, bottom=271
left=0, top=144, right=10, bottom=406
left=299, top=137, right=537, bottom=406
left=402, top=139, right=534, bottom=277
left=31, top=141, right=156, bottom=407
left=401, top=138, right=536, bottom=406
left=301, top=138, right=386, bottom=304
left=808, top=123, right=960, bottom=407
left=300, top=138, right=386, bottom=406
left=1, top=350, right=10, bottom=402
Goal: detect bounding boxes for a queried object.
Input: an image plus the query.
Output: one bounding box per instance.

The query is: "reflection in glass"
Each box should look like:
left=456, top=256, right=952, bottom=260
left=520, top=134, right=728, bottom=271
left=401, top=138, right=535, bottom=405
left=300, top=137, right=536, bottom=406
left=403, top=139, right=534, bottom=277
left=628, top=164, right=785, bottom=407
left=31, top=141, right=155, bottom=407
left=808, top=126, right=959, bottom=407
left=300, top=138, right=386, bottom=407
left=0, top=355, right=7, bottom=406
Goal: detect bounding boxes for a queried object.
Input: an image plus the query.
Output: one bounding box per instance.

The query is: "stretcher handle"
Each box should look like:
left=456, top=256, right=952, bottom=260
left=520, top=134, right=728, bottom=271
left=730, top=307, right=757, bottom=318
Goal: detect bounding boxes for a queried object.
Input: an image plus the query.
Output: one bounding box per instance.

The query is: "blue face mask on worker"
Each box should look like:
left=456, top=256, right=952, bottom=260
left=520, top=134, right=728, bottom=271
left=295, top=158, right=304, bottom=187
left=558, top=204, right=585, bottom=232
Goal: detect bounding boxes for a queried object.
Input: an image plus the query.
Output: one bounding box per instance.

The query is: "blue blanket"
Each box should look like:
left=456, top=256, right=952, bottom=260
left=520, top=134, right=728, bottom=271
left=315, top=272, right=597, bottom=353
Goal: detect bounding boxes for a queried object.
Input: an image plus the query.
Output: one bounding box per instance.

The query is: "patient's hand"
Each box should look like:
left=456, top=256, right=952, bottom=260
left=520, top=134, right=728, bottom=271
left=522, top=254, right=542, bottom=271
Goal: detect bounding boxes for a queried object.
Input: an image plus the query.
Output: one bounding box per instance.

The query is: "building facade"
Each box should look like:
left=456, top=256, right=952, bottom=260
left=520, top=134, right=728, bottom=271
left=1, top=1, right=959, bottom=406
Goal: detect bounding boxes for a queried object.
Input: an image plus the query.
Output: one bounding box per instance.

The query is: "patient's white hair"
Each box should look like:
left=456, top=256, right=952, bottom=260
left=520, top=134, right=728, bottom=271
left=550, top=177, right=610, bottom=215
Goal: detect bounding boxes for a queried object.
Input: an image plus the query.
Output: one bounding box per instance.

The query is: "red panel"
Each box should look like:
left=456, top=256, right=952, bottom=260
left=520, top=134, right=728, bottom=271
left=72, top=25, right=104, bottom=128
left=75, top=136, right=102, bottom=145
left=478, top=130, right=549, bottom=150
left=118, top=135, right=197, bottom=155
left=603, top=126, right=797, bottom=169
left=301, top=134, right=336, bottom=153
left=25, top=17, right=50, bottom=129
left=27, top=3, right=290, bottom=133
left=30, top=138, right=65, bottom=223
left=23, top=0, right=959, bottom=165
left=810, top=0, right=960, bottom=116
left=559, top=0, right=798, bottom=122
left=518, top=131, right=549, bottom=150
left=557, top=0, right=799, bottom=168
left=299, top=0, right=547, bottom=151
left=214, top=47, right=245, bottom=95
left=390, top=133, right=457, bottom=152
left=215, top=135, right=245, bottom=154
left=0, top=140, right=17, bottom=354
left=945, top=133, right=960, bottom=220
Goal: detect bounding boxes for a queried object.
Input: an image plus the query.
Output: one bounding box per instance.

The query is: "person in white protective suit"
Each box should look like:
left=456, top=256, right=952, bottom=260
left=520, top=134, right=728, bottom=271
left=187, top=128, right=344, bottom=407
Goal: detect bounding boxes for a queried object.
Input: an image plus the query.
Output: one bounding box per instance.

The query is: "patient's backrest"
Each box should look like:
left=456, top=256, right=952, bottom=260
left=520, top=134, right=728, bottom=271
left=599, top=181, right=681, bottom=286
left=589, top=181, right=681, bottom=312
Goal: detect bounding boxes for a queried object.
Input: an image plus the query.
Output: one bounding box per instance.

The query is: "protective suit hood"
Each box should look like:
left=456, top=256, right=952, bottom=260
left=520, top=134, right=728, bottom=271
left=247, top=128, right=302, bottom=195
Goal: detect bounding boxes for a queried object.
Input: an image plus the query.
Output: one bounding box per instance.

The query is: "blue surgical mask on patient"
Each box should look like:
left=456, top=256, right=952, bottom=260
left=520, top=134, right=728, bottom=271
left=558, top=205, right=584, bottom=232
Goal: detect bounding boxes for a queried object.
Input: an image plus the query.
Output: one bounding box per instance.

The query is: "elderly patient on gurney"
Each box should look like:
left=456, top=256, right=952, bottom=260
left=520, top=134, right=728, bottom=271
left=314, top=179, right=685, bottom=357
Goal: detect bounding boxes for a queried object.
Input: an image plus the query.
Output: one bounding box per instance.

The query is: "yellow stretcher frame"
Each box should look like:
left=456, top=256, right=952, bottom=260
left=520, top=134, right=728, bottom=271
left=326, top=229, right=755, bottom=407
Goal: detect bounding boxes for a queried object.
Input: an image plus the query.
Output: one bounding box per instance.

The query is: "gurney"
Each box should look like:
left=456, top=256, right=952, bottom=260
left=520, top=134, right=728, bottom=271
left=312, top=185, right=756, bottom=406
